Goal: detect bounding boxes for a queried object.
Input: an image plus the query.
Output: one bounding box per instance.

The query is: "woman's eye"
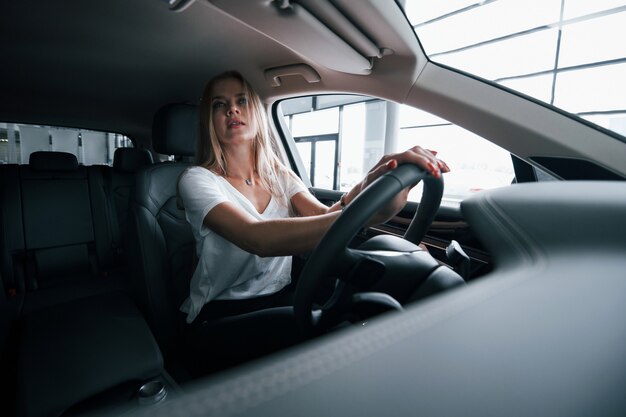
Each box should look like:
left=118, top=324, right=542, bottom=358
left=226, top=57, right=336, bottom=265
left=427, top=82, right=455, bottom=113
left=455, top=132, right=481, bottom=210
left=212, top=101, right=225, bottom=110
left=238, top=97, right=248, bottom=106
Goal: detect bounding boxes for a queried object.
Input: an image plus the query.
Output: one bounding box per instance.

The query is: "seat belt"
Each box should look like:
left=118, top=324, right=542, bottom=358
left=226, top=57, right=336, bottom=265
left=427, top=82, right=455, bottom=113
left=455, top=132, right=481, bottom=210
left=101, top=167, right=123, bottom=255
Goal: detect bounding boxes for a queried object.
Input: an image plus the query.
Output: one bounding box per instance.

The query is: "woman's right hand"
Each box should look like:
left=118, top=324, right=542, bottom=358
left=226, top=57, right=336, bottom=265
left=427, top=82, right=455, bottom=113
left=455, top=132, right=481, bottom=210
left=347, top=146, right=449, bottom=224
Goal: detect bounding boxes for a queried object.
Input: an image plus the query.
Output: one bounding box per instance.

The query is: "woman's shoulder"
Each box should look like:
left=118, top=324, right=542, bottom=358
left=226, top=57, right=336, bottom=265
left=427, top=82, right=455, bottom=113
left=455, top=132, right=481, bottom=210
left=177, top=165, right=227, bottom=209
left=182, top=165, right=220, bottom=183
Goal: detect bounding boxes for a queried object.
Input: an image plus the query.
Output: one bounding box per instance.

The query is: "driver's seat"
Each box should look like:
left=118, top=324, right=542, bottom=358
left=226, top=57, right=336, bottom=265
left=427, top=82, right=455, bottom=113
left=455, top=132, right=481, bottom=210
left=126, top=103, right=197, bottom=377
left=127, top=103, right=299, bottom=378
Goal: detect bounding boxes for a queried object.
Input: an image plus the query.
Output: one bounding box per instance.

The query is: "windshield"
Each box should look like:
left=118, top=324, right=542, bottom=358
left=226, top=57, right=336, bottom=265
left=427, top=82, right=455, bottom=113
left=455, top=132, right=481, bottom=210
left=405, top=0, right=626, bottom=139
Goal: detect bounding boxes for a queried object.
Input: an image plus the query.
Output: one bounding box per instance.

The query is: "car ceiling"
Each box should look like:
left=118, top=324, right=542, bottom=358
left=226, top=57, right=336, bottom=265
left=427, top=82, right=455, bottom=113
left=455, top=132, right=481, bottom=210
left=1, top=0, right=421, bottom=145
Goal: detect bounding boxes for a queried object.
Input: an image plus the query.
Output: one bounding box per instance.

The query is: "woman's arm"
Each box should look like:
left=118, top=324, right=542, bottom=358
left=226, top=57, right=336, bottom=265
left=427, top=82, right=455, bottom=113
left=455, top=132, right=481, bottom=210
left=204, top=146, right=449, bottom=257
left=291, top=146, right=450, bottom=219
left=202, top=201, right=340, bottom=257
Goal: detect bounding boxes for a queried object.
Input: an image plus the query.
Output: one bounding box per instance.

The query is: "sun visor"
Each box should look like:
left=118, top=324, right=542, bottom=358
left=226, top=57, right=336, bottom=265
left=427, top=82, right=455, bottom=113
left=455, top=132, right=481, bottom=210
left=207, top=0, right=384, bottom=75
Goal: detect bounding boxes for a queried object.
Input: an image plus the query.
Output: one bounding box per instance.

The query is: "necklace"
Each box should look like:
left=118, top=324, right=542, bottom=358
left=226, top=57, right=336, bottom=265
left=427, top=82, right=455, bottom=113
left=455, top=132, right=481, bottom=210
left=227, top=176, right=252, bottom=186
left=225, top=170, right=254, bottom=186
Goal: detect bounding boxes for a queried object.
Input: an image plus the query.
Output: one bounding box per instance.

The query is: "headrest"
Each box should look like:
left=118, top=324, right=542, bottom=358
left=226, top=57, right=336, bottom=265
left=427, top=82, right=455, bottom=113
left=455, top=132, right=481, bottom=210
left=113, top=148, right=154, bottom=173
left=29, top=151, right=78, bottom=171
left=152, top=103, right=198, bottom=157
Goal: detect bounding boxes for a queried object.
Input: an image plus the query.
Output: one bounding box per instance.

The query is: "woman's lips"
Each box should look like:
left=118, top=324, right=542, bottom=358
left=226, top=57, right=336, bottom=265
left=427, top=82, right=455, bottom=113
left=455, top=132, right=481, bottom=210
left=228, top=119, right=245, bottom=128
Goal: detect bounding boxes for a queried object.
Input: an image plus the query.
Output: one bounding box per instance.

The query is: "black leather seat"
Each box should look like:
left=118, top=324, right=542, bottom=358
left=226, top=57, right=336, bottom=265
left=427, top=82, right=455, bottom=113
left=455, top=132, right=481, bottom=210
left=0, top=151, right=164, bottom=417
left=15, top=152, right=129, bottom=313
left=128, top=104, right=300, bottom=378
left=113, top=147, right=154, bottom=172
left=16, top=291, right=163, bottom=417
left=98, top=147, right=155, bottom=268
left=127, top=104, right=198, bottom=368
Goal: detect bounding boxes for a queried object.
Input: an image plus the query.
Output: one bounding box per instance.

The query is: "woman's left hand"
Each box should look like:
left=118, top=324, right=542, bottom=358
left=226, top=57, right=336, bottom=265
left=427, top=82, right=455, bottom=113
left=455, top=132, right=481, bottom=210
left=363, top=146, right=450, bottom=186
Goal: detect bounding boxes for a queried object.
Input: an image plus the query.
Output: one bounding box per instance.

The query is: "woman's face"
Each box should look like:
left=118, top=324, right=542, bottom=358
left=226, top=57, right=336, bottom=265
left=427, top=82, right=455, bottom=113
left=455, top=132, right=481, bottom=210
left=210, top=77, right=258, bottom=146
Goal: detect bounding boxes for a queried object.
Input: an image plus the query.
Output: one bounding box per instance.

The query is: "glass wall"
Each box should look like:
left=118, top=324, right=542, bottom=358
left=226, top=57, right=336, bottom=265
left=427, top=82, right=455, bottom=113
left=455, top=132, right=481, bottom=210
left=407, top=0, right=626, bottom=137
left=281, top=95, right=514, bottom=203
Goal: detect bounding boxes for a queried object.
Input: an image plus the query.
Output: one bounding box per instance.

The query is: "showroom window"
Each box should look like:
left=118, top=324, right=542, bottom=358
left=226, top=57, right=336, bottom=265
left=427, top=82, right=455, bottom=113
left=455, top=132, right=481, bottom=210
left=406, top=0, right=626, bottom=138
left=280, top=95, right=514, bottom=204
left=0, top=123, right=132, bottom=166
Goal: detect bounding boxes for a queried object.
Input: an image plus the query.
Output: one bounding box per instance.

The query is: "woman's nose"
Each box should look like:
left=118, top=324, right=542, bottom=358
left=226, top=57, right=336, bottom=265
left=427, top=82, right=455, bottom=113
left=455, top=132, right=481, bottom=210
left=226, top=102, right=240, bottom=115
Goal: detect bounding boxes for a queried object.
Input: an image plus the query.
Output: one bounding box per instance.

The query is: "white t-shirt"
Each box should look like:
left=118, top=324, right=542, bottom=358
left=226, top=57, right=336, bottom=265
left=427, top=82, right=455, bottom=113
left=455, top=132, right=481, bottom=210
left=178, top=166, right=309, bottom=323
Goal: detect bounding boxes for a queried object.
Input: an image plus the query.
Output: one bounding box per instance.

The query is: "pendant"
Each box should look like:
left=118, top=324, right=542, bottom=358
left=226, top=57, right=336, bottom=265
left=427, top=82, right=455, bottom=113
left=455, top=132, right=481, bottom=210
left=245, top=179, right=252, bottom=186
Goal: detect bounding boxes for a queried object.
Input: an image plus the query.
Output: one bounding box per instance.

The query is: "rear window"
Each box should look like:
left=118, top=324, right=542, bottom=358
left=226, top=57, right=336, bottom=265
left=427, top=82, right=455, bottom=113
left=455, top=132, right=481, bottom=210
left=0, top=122, right=133, bottom=166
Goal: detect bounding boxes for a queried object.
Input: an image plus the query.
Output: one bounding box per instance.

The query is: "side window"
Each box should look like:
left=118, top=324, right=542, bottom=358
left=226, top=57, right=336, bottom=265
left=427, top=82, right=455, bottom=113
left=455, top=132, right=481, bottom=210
left=0, top=122, right=133, bottom=166
left=279, top=95, right=515, bottom=203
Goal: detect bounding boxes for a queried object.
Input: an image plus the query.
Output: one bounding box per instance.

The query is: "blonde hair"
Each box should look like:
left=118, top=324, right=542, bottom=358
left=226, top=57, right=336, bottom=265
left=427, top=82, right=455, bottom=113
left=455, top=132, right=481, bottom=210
left=196, top=71, right=291, bottom=198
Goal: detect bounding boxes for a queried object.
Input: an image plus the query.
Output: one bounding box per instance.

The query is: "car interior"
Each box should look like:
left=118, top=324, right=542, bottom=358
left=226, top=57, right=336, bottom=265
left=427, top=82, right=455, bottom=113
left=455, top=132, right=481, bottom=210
left=2, top=1, right=625, bottom=416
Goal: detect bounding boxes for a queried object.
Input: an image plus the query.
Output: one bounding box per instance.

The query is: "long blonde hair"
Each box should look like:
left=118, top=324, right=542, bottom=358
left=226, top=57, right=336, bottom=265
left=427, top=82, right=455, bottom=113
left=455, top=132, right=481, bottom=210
left=196, top=71, right=290, bottom=198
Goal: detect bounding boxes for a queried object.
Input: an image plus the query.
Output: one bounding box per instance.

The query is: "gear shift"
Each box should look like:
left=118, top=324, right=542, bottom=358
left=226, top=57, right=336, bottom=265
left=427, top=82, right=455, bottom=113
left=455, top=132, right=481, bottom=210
left=446, top=239, right=470, bottom=280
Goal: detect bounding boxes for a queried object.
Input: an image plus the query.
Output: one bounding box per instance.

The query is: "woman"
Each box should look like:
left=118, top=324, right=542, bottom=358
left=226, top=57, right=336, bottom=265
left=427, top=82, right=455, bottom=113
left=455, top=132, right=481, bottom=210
left=178, top=71, right=449, bottom=325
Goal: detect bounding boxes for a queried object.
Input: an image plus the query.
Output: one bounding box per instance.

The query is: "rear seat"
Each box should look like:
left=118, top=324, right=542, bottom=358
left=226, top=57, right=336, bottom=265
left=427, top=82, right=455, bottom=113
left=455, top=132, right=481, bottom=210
left=16, top=151, right=128, bottom=313
left=0, top=151, right=165, bottom=417
left=16, top=290, right=163, bottom=417
left=0, top=163, right=23, bottom=316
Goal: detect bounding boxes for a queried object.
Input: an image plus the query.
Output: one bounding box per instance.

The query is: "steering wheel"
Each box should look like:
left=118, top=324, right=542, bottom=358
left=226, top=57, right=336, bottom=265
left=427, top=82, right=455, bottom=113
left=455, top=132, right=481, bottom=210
left=294, top=163, right=444, bottom=334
